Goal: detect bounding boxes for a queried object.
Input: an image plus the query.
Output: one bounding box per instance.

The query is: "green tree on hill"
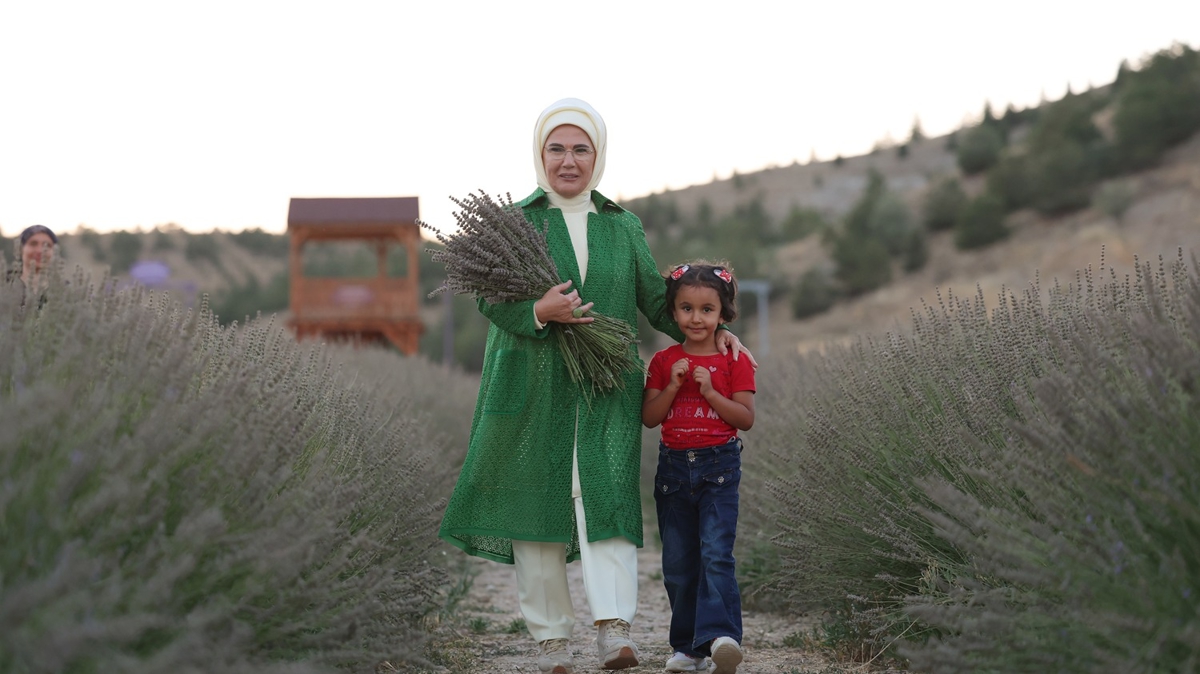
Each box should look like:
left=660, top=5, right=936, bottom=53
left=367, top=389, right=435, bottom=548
left=867, top=192, right=918, bottom=257
left=922, top=177, right=967, bottom=232
left=832, top=235, right=891, bottom=295
left=956, top=123, right=1005, bottom=175
left=184, top=231, right=222, bottom=267
left=210, top=271, right=289, bottom=325
left=827, top=170, right=921, bottom=296
left=982, top=88, right=1115, bottom=217
left=1113, top=42, right=1200, bottom=170
left=110, top=230, right=143, bottom=272
left=229, top=227, right=289, bottom=258
left=956, top=193, right=1008, bottom=249
left=791, top=267, right=838, bottom=319
left=781, top=205, right=826, bottom=241
left=909, top=116, right=925, bottom=144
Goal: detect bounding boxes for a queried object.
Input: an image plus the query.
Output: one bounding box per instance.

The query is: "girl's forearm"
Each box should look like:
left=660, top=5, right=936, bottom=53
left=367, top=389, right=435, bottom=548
left=642, top=388, right=678, bottom=427
left=702, top=390, right=754, bottom=431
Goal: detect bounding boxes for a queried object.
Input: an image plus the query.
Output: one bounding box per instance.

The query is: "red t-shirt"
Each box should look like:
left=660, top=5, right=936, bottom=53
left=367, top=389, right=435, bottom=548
left=645, top=343, right=756, bottom=450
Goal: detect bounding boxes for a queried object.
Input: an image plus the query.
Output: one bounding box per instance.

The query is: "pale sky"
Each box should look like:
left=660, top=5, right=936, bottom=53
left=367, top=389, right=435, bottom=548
left=2, top=1, right=1197, bottom=238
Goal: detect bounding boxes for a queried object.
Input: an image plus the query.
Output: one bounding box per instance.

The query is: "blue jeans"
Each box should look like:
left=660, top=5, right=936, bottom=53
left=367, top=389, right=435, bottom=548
left=654, top=437, right=743, bottom=656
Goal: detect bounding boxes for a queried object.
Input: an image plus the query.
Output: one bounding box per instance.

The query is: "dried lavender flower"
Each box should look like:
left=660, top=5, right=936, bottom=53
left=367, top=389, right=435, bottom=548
left=420, top=191, right=641, bottom=394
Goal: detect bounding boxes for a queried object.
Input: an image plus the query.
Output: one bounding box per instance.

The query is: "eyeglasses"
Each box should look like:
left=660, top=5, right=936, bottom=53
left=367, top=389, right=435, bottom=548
left=543, top=144, right=595, bottom=160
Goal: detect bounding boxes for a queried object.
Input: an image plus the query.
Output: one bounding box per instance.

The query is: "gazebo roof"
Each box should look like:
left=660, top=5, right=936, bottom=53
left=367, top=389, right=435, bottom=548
left=287, top=197, right=420, bottom=229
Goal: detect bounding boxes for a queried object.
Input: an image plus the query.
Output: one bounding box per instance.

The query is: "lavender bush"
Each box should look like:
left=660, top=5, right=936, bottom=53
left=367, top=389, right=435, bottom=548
left=902, top=254, right=1200, bottom=672
left=0, top=266, right=478, bottom=672
left=744, top=249, right=1200, bottom=670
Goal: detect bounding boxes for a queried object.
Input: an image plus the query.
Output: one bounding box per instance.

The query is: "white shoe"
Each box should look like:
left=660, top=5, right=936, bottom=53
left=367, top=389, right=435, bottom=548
left=596, top=619, right=639, bottom=670
left=537, top=638, right=575, bottom=674
left=709, top=637, right=743, bottom=674
left=666, top=650, right=709, bottom=672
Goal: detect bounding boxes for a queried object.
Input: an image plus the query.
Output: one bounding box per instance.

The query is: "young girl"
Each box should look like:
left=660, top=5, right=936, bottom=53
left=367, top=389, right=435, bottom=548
left=642, top=261, right=755, bottom=674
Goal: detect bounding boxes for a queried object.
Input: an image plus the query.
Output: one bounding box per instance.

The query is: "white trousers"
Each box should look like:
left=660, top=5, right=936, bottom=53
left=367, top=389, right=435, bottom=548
left=512, top=443, right=638, bottom=642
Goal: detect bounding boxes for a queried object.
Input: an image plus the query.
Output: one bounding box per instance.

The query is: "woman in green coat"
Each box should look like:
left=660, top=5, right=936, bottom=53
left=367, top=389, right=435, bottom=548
left=438, top=99, right=751, bottom=674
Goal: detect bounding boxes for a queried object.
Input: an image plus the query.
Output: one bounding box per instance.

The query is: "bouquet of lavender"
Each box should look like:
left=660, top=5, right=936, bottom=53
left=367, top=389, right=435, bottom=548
left=421, top=191, right=640, bottom=396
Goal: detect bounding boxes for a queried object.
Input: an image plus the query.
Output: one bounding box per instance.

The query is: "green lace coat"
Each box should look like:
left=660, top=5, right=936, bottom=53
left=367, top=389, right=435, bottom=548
left=438, top=188, right=683, bottom=564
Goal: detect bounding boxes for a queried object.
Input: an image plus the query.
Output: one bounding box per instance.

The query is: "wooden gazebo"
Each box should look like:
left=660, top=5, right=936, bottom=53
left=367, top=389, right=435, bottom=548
left=286, top=196, right=424, bottom=354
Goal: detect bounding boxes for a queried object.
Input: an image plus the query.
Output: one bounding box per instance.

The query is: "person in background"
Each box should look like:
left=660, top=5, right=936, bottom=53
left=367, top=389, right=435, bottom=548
left=642, top=261, right=755, bottom=674
left=438, top=100, right=755, bottom=674
left=7, top=224, right=59, bottom=306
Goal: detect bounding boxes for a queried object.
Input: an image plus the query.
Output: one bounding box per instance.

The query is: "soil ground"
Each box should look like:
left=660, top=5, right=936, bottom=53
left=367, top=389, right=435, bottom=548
left=425, top=544, right=898, bottom=674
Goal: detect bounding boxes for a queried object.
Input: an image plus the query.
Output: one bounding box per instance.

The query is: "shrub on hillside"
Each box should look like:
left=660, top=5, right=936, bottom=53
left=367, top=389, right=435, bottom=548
left=998, top=103, right=1038, bottom=137
left=845, top=169, right=918, bottom=251
left=302, top=241, right=379, bottom=278
left=986, top=140, right=1112, bottom=218
left=922, top=177, right=967, bottom=232
left=781, top=205, right=826, bottom=241
left=1012, top=91, right=1115, bottom=215
left=0, top=269, right=467, bottom=672
left=230, top=227, right=290, bottom=258
left=985, top=152, right=1036, bottom=212
left=791, top=267, right=839, bottom=319
left=827, top=170, right=916, bottom=294
left=707, top=203, right=772, bottom=279
left=1024, top=89, right=1106, bottom=152
left=1114, top=43, right=1200, bottom=170
left=632, top=194, right=681, bottom=231
left=909, top=118, right=924, bottom=144
left=109, top=230, right=144, bottom=272
left=866, top=192, right=918, bottom=256
left=152, top=226, right=178, bottom=251
left=184, top=231, right=222, bottom=267
left=956, top=124, right=1004, bottom=175
left=76, top=226, right=108, bottom=263
left=695, top=199, right=713, bottom=228
left=831, top=234, right=891, bottom=296
left=210, top=269, right=290, bottom=325
left=418, top=293, right=492, bottom=372
left=843, top=170, right=886, bottom=240
left=955, top=193, right=1008, bottom=249
left=1027, top=140, right=1102, bottom=215
left=1094, top=180, right=1135, bottom=223
left=902, top=228, right=928, bottom=272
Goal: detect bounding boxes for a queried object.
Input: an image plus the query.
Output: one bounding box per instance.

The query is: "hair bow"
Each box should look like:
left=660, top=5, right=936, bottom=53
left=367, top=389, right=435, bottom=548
left=670, top=264, right=690, bottom=280
left=715, top=268, right=733, bottom=283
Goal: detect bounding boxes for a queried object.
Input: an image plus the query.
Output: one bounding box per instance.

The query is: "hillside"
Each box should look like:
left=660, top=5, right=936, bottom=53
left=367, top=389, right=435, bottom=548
left=629, top=130, right=1200, bottom=357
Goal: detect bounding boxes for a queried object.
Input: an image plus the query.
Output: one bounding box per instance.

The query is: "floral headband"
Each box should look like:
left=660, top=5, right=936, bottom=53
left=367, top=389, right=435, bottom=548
left=669, top=264, right=733, bottom=283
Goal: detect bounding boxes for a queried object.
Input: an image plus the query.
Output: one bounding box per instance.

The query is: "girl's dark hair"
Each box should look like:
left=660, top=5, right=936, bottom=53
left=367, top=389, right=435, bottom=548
left=663, top=259, right=738, bottom=322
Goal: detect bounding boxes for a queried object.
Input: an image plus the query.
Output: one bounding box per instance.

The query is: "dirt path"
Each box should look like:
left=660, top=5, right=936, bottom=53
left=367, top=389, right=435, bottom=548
left=441, top=543, right=851, bottom=673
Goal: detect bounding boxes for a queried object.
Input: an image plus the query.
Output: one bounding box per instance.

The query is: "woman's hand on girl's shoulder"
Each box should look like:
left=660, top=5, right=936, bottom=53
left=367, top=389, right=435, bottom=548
left=716, top=331, right=758, bottom=370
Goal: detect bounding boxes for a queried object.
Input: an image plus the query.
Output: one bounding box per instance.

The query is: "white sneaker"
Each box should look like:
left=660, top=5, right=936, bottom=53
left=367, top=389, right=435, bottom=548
left=596, top=619, right=639, bottom=670
left=537, top=638, right=575, bottom=674
left=666, top=650, right=709, bottom=672
left=709, top=637, right=743, bottom=674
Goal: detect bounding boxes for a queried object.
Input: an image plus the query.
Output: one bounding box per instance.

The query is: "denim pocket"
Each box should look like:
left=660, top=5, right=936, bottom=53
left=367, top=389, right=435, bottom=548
left=654, top=475, right=683, bottom=498
left=701, top=466, right=741, bottom=488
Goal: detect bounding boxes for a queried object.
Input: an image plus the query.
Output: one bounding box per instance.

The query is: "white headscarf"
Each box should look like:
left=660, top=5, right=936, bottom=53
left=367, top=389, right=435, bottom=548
left=532, top=98, right=607, bottom=196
